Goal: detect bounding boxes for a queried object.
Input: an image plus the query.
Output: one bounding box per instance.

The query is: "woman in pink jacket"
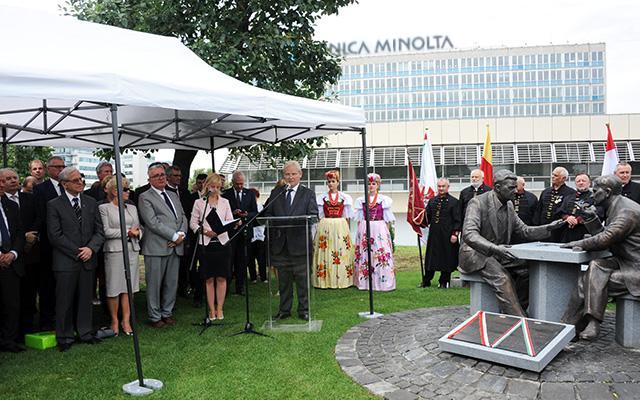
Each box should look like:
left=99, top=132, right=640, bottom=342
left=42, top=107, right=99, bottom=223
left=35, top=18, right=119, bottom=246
left=190, top=173, right=235, bottom=322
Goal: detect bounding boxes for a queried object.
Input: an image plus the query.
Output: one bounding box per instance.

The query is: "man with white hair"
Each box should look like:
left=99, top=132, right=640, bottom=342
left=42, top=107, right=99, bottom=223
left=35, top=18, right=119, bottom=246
left=614, top=163, right=640, bottom=204
left=263, top=161, right=318, bottom=321
left=423, top=178, right=460, bottom=288
left=459, top=169, right=492, bottom=225
left=222, top=170, right=258, bottom=294
left=534, top=167, right=576, bottom=241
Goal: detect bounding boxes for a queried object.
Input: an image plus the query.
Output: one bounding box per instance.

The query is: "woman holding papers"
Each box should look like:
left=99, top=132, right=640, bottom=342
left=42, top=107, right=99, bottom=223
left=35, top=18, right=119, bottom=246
left=190, top=173, right=234, bottom=322
left=353, top=173, right=396, bottom=291
left=312, top=170, right=355, bottom=289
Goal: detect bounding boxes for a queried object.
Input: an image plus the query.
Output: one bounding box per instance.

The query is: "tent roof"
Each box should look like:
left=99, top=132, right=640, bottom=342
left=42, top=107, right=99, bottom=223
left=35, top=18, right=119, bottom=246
left=0, top=6, right=365, bottom=150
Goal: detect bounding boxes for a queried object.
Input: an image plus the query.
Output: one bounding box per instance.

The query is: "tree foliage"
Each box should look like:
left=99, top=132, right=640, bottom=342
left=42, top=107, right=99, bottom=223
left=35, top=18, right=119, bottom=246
left=63, top=0, right=355, bottom=170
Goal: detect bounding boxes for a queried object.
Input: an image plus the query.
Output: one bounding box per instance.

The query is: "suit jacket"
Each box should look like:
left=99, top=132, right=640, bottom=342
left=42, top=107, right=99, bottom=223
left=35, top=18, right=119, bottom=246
left=46, top=193, right=105, bottom=272
left=99, top=202, right=142, bottom=252
left=7, top=192, right=40, bottom=265
left=263, top=184, right=318, bottom=257
left=572, top=195, right=640, bottom=296
left=459, top=191, right=550, bottom=273
left=133, top=183, right=151, bottom=207
left=83, top=181, right=107, bottom=202
left=222, top=187, right=258, bottom=240
left=189, top=197, right=234, bottom=246
left=33, top=179, right=62, bottom=247
left=138, top=187, right=188, bottom=257
left=0, top=196, right=25, bottom=276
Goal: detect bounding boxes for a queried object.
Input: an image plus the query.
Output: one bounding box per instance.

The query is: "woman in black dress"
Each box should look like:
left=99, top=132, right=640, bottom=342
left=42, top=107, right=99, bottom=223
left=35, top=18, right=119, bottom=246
left=190, top=174, right=235, bottom=321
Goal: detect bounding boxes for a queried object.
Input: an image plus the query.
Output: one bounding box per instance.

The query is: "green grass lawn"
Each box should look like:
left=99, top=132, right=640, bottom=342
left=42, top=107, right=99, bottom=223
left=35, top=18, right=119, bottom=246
left=0, top=246, right=469, bottom=400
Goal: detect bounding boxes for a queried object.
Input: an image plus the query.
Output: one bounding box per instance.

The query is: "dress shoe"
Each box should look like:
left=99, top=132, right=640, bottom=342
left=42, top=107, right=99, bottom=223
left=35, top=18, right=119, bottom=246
left=58, top=342, right=72, bottom=352
left=275, top=312, right=291, bottom=320
left=162, top=316, right=177, bottom=326
left=438, top=283, right=450, bottom=289
left=298, top=312, right=310, bottom=321
left=579, top=318, right=601, bottom=341
left=150, top=320, right=166, bottom=328
left=80, top=336, right=102, bottom=345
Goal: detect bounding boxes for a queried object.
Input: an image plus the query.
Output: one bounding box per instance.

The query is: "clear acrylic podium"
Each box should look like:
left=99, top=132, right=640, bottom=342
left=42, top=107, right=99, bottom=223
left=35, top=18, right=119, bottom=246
left=257, top=215, right=322, bottom=332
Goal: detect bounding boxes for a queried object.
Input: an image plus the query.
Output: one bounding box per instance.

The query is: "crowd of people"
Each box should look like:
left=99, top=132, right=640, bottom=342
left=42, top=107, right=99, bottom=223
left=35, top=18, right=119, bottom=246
left=1, top=153, right=638, bottom=353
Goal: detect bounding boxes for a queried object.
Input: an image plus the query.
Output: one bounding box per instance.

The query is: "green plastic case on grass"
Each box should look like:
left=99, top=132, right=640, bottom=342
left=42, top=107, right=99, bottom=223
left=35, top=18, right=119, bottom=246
left=24, top=331, right=56, bottom=350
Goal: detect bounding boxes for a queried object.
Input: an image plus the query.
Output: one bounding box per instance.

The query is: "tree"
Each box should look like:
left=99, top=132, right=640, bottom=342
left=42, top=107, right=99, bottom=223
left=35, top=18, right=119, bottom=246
left=64, top=0, right=355, bottom=181
left=6, top=145, right=54, bottom=179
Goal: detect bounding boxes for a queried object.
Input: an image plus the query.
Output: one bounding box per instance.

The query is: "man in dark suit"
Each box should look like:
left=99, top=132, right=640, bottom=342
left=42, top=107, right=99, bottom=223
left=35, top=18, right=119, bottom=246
left=614, top=163, right=640, bottom=204
left=166, top=165, right=197, bottom=298
left=32, top=155, right=66, bottom=330
left=534, top=167, right=576, bottom=241
left=222, top=171, right=258, bottom=294
left=0, top=173, right=25, bottom=353
left=47, top=167, right=105, bottom=352
left=263, top=161, right=318, bottom=321
left=459, top=169, right=492, bottom=227
left=0, top=168, right=40, bottom=335
left=83, top=161, right=112, bottom=203
left=459, top=170, right=564, bottom=317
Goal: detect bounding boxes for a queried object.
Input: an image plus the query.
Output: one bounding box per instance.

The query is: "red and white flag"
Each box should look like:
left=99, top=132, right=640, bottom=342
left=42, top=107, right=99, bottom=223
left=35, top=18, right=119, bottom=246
left=419, top=129, right=438, bottom=200
left=601, top=123, right=619, bottom=176
left=407, top=160, right=425, bottom=235
left=480, top=125, right=493, bottom=188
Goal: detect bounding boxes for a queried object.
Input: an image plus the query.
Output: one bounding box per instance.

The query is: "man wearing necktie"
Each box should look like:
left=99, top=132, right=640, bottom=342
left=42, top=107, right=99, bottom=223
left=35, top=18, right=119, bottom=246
left=47, top=167, right=104, bottom=352
left=0, top=171, right=25, bottom=353
left=32, top=155, right=67, bottom=331
left=222, top=171, right=258, bottom=294
left=0, top=168, right=39, bottom=336
left=138, top=164, right=187, bottom=328
left=263, top=161, right=318, bottom=321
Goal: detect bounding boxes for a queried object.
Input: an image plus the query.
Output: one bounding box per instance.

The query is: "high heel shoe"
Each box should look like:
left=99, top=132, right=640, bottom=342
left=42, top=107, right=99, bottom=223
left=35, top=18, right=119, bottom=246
left=121, top=323, right=133, bottom=336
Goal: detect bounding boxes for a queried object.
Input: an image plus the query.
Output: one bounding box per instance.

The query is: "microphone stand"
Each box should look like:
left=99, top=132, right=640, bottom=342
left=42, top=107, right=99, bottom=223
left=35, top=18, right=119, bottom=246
left=190, top=193, right=225, bottom=335
left=226, top=185, right=290, bottom=338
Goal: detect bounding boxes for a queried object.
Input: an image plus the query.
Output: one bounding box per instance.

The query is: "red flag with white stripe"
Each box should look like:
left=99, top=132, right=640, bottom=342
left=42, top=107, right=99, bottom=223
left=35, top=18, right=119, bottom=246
left=419, top=129, right=438, bottom=200
left=601, top=123, right=619, bottom=176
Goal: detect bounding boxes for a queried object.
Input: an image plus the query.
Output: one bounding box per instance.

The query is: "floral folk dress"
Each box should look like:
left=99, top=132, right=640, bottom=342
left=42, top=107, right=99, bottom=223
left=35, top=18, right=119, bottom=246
left=353, top=194, right=396, bottom=291
left=312, top=192, right=355, bottom=288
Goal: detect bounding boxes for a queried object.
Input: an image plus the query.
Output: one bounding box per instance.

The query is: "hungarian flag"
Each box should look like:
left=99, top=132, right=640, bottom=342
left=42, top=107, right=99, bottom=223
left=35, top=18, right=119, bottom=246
left=407, top=160, right=425, bottom=235
left=480, top=125, right=493, bottom=188
left=601, top=123, right=619, bottom=176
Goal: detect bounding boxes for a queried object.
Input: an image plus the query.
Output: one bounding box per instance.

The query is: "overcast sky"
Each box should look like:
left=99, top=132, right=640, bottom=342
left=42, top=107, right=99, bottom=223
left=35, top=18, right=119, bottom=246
left=3, top=0, right=639, bottom=170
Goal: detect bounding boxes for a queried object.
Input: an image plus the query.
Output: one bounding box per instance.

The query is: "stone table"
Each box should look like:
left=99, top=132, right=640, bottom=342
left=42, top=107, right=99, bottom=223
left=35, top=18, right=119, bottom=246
left=507, top=242, right=611, bottom=322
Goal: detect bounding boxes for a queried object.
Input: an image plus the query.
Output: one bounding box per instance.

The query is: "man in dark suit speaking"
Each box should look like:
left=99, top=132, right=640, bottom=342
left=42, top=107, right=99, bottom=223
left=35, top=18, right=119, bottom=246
left=47, top=167, right=104, bottom=352
left=264, top=161, right=318, bottom=321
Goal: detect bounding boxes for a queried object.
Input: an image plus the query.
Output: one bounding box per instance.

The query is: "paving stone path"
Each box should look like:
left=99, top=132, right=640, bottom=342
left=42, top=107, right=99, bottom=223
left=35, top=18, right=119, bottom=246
left=335, top=306, right=640, bottom=399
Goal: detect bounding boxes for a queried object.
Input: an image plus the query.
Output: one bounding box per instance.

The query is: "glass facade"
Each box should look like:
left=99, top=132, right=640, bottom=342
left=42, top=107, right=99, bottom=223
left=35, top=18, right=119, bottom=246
left=331, top=43, right=606, bottom=123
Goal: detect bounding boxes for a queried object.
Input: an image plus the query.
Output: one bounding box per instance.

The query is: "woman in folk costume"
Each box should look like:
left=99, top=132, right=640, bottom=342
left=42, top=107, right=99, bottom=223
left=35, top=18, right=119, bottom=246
left=312, top=170, right=355, bottom=288
left=353, top=173, right=396, bottom=291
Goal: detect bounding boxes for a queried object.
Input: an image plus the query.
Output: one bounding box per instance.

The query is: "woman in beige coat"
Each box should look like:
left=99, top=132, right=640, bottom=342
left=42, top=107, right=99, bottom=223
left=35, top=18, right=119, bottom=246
left=99, top=176, right=142, bottom=336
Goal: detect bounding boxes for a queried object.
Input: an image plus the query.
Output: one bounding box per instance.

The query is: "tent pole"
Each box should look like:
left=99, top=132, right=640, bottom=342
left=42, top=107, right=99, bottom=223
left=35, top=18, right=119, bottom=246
left=358, top=127, right=381, bottom=319
left=210, top=137, right=215, bottom=172
left=110, top=105, right=162, bottom=396
left=2, top=126, right=7, bottom=167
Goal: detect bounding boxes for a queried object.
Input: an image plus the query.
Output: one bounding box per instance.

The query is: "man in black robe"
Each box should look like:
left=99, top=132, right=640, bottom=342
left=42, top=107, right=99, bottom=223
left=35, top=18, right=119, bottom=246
left=513, top=177, right=538, bottom=226
left=459, top=169, right=491, bottom=227
left=534, top=167, right=576, bottom=241
left=423, top=178, right=460, bottom=288
left=614, top=163, right=640, bottom=204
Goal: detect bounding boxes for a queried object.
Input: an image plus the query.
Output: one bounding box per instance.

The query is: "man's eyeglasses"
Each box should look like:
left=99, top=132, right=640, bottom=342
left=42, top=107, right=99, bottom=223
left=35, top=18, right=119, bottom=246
left=49, top=165, right=66, bottom=169
left=66, top=178, right=83, bottom=184
left=150, top=173, right=166, bottom=179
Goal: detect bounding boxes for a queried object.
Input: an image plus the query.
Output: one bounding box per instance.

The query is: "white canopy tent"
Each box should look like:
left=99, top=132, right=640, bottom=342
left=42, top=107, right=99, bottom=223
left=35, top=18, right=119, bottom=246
left=0, top=6, right=378, bottom=395
left=0, top=6, right=365, bottom=150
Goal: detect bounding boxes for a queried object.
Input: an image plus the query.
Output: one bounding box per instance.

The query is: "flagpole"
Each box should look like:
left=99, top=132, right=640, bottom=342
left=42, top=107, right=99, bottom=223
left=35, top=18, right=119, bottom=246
left=417, top=235, right=426, bottom=287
